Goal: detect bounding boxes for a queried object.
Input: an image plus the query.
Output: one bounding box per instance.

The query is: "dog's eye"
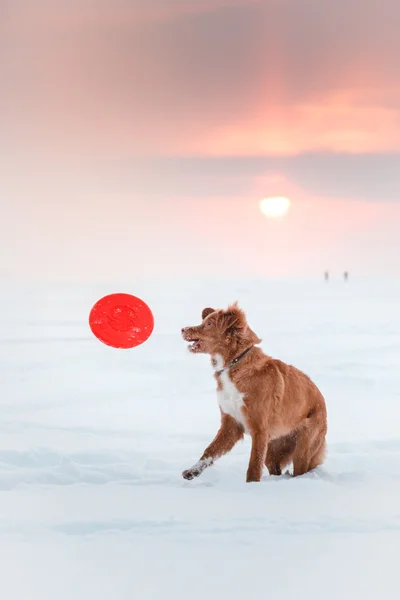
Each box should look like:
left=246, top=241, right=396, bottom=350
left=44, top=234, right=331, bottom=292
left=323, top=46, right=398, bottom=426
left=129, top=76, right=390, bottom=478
left=205, top=321, right=213, bottom=328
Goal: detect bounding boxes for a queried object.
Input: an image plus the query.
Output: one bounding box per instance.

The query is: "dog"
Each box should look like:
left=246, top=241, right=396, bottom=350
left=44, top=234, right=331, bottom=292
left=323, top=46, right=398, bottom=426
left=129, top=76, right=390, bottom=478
left=181, top=303, right=327, bottom=483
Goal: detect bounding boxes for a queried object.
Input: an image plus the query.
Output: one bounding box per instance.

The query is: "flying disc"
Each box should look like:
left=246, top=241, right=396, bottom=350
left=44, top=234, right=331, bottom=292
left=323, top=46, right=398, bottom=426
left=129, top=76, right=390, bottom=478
left=89, top=293, right=154, bottom=349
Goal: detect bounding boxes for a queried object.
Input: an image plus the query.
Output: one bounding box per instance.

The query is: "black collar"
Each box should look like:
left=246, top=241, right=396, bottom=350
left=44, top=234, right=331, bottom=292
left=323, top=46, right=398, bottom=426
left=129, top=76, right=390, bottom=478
left=215, top=346, right=254, bottom=376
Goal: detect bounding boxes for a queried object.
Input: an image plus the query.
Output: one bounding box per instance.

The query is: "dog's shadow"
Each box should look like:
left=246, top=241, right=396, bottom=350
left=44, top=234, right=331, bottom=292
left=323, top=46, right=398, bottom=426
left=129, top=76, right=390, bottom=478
left=262, top=466, right=337, bottom=484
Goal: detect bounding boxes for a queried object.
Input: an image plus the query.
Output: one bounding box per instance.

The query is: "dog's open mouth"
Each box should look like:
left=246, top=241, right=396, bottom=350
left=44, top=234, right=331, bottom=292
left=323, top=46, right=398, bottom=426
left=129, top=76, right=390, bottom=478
left=187, top=338, right=201, bottom=352
left=181, top=328, right=203, bottom=352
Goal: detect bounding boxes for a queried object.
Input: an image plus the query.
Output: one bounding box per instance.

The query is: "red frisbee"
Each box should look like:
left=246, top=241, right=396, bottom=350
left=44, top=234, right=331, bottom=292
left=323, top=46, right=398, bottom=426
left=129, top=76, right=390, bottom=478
left=89, top=293, right=154, bottom=349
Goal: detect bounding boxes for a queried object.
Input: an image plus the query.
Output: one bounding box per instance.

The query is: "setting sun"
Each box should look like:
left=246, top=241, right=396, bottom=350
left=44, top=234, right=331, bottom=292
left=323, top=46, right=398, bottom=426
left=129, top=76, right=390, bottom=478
left=260, top=197, right=291, bottom=219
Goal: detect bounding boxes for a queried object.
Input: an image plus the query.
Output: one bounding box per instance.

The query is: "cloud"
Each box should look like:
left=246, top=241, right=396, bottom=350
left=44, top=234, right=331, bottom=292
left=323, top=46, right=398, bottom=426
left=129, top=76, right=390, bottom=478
left=2, top=0, right=400, bottom=162
left=205, top=94, right=400, bottom=156
left=6, top=151, right=397, bottom=204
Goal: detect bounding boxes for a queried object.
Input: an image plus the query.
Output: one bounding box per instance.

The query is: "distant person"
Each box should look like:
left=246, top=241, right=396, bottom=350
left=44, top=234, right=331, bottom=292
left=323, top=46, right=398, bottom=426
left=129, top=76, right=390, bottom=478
left=324, top=271, right=329, bottom=281
left=343, top=271, right=349, bottom=282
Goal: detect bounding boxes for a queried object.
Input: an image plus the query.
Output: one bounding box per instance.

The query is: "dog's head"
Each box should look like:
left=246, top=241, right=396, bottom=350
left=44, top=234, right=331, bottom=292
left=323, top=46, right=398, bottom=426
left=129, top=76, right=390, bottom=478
left=181, top=303, right=261, bottom=355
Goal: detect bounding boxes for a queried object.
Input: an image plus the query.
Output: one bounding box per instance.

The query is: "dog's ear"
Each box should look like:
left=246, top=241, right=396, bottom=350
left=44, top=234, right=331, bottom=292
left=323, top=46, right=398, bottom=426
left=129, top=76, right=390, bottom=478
left=224, top=303, right=261, bottom=344
left=223, top=303, right=246, bottom=334
left=202, top=307, right=215, bottom=320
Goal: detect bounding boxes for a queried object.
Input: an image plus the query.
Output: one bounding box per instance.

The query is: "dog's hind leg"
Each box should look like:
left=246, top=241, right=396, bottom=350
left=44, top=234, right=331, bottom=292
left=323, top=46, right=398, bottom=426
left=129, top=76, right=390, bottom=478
left=308, top=438, right=326, bottom=471
left=265, top=432, right=297, bottom=476
left=182, top=413, right=244, bottom=480
left=292, top=410, right=327, bottom=476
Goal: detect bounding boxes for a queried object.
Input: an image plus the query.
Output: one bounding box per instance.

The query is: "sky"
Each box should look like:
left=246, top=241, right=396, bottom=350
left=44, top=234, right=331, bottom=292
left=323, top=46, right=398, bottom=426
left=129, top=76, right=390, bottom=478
left=1, top=0, right=400, bottom=281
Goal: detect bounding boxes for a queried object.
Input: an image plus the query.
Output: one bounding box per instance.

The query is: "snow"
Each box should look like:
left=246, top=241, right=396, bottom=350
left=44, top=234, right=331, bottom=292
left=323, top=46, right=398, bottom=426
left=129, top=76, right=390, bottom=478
left=1, top=277, right=400, bottom=599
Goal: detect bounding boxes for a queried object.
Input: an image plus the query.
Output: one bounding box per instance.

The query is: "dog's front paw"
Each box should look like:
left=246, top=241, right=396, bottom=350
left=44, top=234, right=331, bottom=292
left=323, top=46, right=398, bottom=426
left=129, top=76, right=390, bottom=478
left=246, top=470, right=262, bottom=483
left=182, top=468, right=200, bottom=480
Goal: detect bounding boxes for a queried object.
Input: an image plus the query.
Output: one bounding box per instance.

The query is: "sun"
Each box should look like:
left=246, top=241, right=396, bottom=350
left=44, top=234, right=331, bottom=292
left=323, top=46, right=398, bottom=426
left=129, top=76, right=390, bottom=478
left=260, top=197, right=291, bottom=219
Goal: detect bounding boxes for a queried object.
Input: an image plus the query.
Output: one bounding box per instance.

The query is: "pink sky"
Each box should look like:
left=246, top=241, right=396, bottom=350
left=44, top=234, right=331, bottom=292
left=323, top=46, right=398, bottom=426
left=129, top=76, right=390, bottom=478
left=1, top=0, right=400, bottom=281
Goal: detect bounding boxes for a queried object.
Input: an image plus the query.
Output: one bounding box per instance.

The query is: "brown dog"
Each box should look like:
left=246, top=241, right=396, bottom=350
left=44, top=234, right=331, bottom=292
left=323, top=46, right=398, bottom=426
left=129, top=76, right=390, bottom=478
left=181, top=303, right=327, bottom=483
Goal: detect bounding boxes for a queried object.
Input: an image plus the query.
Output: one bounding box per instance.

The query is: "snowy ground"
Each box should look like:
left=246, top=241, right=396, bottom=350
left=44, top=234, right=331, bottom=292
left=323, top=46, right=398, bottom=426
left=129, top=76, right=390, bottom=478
left=1, top=278, right=400, bottom=599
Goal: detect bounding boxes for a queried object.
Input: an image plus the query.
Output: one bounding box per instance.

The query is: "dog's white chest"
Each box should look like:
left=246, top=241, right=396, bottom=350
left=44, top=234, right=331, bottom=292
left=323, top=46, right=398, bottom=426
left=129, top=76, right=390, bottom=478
left=214, top=355, right=247, bottom=431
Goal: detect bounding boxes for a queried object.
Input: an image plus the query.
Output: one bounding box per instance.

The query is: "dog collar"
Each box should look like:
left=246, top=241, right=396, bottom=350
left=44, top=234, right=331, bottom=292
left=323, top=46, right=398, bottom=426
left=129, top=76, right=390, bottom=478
left=215, top=346, right=254, bottom=376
